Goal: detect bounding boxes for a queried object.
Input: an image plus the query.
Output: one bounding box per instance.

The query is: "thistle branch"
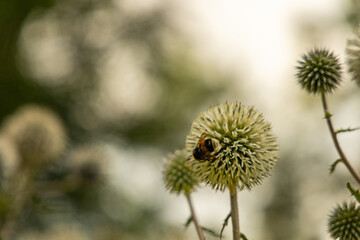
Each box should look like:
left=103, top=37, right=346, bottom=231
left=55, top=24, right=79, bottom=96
left=0, top=171, right=33, bottom=240
left=229, top=185, right=241, bottom=240
left=185, top=194, right=206, bottom=240
left=321, top=92, right=360, bottom=184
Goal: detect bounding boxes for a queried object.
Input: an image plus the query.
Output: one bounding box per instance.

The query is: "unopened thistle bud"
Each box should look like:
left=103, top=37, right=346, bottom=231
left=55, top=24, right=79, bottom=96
left=185, top=102, right=279, bottom=191
left=328, top=202, right=360, bottom=240
left=346, top=28, right=360, bottom=87
left=2, top=105, right=67, bottom=168
left=163, top=150, right=199, bottom=195
left=296, top=48, right=342, bottom=94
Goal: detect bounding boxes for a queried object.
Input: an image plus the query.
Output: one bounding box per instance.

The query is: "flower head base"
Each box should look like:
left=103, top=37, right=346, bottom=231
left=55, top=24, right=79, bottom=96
left=185, top=102, right=279, bottom=191
left=328, top=202, right=360, bottom=240
left=2, top=105, right=67, bottom=168
left=163, top=150, right=199, bottom=195
left=346, top=28, right=360, bottom=87
left=296, top=48, right=342, bottom=94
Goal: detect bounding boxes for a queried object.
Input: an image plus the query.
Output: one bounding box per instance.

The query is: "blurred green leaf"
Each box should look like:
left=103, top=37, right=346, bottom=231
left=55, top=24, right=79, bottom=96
left=201, top=226, right=220, bottom=238
left=184, top=215, right=193, bottom=228
left=184, top=215, right=219, bottom=238
left=241, top=233, right=249, bottom=240
left=220, top=212, right=231, bottom=240
left=329, top=159, right=342, bottom=174
left=335, top=127, right=360, bottom=135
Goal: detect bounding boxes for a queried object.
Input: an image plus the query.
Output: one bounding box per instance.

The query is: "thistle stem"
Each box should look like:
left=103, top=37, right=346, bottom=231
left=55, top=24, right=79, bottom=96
left=0, top=172, right=32, bottom=240
left=185, top=194, right=206, bottom=240
left=229, top=185, right=240, bottom=240
left=321, top=92, right=360, bottom=184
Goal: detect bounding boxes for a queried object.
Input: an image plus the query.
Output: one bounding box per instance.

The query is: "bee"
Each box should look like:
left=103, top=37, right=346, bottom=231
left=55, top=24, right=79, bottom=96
left=193, top=133, right=217, bottom=161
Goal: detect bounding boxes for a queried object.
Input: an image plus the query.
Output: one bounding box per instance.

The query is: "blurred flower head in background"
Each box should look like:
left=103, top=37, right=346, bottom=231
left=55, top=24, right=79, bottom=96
left=1, top=105, right=67, bottom=168
left=346, top=27, right=360, bottom=87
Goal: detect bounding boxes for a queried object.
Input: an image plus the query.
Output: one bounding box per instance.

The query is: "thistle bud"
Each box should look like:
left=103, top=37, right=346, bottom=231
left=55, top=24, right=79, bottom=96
left=296, top=48, right=342, bottom=94
left=163, top=150, right=199, bottom=195
left=328, top=202, right=360, bottom=240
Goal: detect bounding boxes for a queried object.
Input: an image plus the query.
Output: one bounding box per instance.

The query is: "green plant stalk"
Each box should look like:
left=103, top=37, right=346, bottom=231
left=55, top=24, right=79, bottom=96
left=185, top=194, right=206, bottom=240
left=229, top=185, right=240, bottom=240
left=0, top=171, right=33, bottom=239
left=321, top=92, right=360, bottom=184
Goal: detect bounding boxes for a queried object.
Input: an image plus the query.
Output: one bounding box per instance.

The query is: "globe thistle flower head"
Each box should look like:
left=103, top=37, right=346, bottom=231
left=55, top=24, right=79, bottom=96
left=328, top=202, right=360, bottom=240
left=2, top=105, right=67, bottom=168
left=185, top=102, right=279, bottom=191
left=163, top=150, right=199, bottom=195
left=346, top=27, right=360, bottom=87
left=296, top=47, right=342, bottom=94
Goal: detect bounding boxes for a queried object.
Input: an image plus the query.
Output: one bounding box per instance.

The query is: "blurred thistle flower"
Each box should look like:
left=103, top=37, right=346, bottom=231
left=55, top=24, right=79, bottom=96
left=328, top=202, right=360, bottom=240
left=2, top=105, right=67, bottom=168
left=185, top=102, right=279, bottom=191
left=68, top=144, right=108, bottom=184
left=346, top=27, right=360, bottom=87
left=0, top=135, right=19, bottom=181
left=163, top=150, right=199, bottom=195
left=296, top=48, right=342, bottom=94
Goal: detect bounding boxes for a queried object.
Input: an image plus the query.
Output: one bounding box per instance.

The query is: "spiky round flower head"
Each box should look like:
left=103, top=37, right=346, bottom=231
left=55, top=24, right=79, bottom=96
left=68, top=144, right=108, bottom=184
left=163, top=150, right=199, bottom=195
left=2, top=105, right=67, bottom=168
left=346, top=27, right=360, bottom=87
left=185, top=102, right=279, bottom=191
left=296, top=48, right=342, bottom=94
left=328, top=202, right=360, bottom=240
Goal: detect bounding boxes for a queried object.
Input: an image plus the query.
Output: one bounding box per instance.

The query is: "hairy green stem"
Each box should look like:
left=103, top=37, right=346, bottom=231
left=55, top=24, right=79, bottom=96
left=229, top=185, right=240, bottom=240
left=321, top=92, right=360, bottom=184
left=186, top=194, right=206, bottom=240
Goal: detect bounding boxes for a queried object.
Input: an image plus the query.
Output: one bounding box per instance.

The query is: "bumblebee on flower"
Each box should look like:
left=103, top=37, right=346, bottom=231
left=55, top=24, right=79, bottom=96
left=186, top=101, right=279, bottom=191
